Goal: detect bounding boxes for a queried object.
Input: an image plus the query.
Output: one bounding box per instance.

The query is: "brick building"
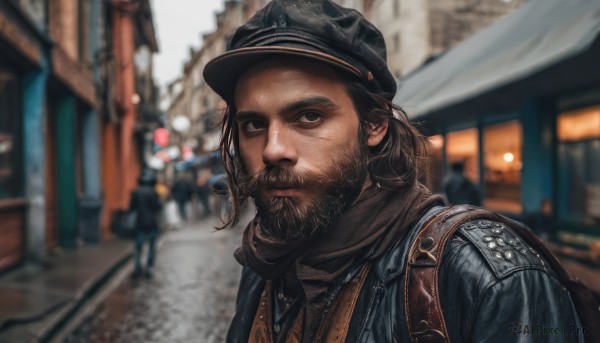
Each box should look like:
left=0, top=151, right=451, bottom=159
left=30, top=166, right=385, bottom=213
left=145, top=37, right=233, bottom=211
left=0, top=0, right=159, bottom=273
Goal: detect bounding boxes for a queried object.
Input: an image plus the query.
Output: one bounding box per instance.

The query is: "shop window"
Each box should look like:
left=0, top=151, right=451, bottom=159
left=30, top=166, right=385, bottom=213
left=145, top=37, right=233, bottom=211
left=0, top=66, right=23, bottom=199
left=445, top=128, right=479, bottom=183
left=557, top=106, right=600, bottom=224
left=482, top=121, right=522, bottom=213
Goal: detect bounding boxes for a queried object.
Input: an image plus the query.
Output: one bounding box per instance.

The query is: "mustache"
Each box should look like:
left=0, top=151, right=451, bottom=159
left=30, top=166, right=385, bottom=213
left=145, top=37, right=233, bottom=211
left=239, top=167, right=337, bottom=197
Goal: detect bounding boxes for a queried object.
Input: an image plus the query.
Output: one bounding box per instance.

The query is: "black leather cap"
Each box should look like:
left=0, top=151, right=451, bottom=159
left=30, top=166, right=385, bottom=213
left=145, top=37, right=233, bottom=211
left=203, top=0, right=397, bottom=102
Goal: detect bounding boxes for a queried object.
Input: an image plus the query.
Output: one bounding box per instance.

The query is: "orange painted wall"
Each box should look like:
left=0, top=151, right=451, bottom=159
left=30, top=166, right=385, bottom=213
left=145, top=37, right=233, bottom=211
left=100, top=3, right=142, bottom=238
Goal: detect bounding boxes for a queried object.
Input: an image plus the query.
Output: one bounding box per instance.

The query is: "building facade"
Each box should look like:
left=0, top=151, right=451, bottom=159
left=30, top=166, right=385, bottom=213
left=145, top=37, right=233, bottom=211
left=0, top=0, right=50, bottom=270
left=0, top=0, right=159, bottom=272
left=100, top=0, right=159, bottom=239
left=166, top=0, right=245, bottom=155
left=396, top=0, right=600, bottom=256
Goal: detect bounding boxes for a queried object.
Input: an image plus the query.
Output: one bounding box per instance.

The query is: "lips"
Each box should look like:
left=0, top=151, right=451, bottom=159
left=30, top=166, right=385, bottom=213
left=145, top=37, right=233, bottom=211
left=266, top=185, right=301, bottom=197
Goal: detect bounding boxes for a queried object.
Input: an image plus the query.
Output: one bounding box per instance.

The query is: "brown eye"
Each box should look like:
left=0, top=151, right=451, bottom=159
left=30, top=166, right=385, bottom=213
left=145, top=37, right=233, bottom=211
left=297, top=112, right=322, bottom=123
left=242, top=120, right=266, bottom=133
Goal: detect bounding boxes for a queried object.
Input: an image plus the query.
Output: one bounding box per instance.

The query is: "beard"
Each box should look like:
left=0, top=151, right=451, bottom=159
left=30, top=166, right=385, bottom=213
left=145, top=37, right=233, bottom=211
left=239, top=141, right=368, bottom=242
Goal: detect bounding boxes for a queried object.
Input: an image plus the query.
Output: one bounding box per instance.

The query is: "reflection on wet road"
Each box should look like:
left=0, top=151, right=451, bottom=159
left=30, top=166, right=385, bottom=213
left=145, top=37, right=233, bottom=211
left=64, top=217, right=245, bottom=343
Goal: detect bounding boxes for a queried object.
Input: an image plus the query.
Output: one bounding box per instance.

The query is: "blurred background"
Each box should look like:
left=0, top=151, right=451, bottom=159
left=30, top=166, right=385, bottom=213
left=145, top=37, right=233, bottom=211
left=0, top=0, right=598, bottom=342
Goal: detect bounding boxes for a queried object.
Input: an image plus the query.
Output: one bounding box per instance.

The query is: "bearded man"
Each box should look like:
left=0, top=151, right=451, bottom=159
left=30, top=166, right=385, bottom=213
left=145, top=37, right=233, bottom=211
left=203, top=1, right=600, bottom=342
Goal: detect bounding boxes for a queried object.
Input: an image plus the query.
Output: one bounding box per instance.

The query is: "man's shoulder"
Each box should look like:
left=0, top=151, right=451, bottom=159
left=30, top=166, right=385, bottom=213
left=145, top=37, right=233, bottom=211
left=448, top=219, right=552, bottom=279
left=375, top=206, right=553, bottom=283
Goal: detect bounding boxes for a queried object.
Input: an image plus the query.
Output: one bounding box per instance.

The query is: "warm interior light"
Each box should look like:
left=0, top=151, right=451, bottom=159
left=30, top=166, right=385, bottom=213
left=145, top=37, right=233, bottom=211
left=428, top=135, right=444, bottom=148
left=503, top=152, right=515, bottom=163
left=558, top=106, right=600, bottom=142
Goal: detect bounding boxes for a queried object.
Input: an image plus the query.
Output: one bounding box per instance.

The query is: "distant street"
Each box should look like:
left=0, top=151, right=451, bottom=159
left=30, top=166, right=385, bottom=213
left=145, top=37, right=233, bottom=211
left=63, top=215, right=246, bottom=343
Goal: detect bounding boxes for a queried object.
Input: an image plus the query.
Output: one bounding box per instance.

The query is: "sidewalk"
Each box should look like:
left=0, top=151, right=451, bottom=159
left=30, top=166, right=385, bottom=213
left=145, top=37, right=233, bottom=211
left=0, top=239, right=133, bottom=343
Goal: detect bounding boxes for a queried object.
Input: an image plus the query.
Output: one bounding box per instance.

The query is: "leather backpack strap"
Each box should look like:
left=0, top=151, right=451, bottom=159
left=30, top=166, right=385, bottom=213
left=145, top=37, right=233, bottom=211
left=404, top=204, right=489, bottom=343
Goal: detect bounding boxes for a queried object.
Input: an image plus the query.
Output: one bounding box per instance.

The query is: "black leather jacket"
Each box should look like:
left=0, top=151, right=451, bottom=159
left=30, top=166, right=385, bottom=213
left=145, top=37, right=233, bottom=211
left=227, top=207, right=584, bottom=342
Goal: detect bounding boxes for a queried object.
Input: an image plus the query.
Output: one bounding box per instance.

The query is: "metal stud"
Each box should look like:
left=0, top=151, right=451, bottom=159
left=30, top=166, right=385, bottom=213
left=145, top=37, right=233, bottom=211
left=508, top=239, right=518, bottom=245
left=504, top=250, right=514, bottom=260
left=483, top=236, right=493, bottom=242
left=488, top=242, right=497, bottom=249
left=520, top=248, right=528, bottom=254
left=496, top=238, right=506, bottom=246
left=478, top=220, right=492, bottom=228
left=464, top=223, right=477, bottom=230
left=492, top=228, right=502, bottom=234
left=494, top=251, right=503, bottom=259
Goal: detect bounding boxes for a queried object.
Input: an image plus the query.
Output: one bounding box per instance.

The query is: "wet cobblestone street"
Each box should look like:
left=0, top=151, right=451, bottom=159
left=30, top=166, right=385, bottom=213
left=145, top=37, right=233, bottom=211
left=64, top=216, right=246, bottom=343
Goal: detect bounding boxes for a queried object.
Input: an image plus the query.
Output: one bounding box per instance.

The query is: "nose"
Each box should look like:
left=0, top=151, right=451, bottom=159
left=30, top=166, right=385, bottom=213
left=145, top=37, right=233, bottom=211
left=262, top=123, right=297, bottom=167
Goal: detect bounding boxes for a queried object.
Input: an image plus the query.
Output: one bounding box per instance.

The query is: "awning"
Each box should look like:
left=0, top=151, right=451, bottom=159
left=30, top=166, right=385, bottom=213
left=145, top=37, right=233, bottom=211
left=394, top=0, right=600, bottom=120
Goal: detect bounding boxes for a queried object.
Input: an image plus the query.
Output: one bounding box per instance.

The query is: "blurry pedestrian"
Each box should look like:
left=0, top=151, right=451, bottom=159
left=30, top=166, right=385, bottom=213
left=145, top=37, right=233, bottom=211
left=195, top=171, right=212, bottom=217
left=129, top=170, right=162, bottom=278
left=171, top=174, right=193, bottom=221
left=526, top=198, right=554, bottom=240
left=443, top=161, right=481, bottom=206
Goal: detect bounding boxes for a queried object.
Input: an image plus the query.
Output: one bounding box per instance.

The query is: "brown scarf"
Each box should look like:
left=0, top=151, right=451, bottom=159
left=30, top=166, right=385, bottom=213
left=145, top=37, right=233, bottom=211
left=234, top=181, right=443, bottom=340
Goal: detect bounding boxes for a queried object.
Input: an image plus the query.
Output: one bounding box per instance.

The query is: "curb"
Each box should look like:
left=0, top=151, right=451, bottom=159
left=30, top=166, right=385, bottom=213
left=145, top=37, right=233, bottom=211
left=33, top=245, right=134, bottom=343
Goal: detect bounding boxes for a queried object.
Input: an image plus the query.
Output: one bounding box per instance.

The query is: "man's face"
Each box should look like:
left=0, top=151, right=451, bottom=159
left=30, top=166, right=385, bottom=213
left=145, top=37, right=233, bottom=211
left=233, top=60, right=369, bottom=241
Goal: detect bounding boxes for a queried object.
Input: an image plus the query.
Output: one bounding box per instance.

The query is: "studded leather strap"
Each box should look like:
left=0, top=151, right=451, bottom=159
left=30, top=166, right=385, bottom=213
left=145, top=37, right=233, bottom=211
left=404, top=205, right=492, bottom=343
left=404, top=204, right=600, bottom=343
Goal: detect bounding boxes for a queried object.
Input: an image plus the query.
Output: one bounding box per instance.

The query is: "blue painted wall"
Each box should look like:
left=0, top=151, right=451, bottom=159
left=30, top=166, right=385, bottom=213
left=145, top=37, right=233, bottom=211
left=23, top=67, right=48, bottom=263
left=520, top=99, right=553, bottom=215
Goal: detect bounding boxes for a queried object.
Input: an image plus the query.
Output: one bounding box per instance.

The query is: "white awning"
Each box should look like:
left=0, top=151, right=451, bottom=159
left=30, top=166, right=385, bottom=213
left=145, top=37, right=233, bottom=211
left=394, top=0, right=600, bottom=119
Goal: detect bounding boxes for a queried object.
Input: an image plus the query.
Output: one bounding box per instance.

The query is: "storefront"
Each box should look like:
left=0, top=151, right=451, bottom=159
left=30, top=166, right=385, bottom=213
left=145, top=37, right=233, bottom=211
left=0, top=0, right=50, bottom=270
left=555, top=100, right=600, bottom=247
left=396, top=0, right=600, bottom=252
left=0, top=57, right=26, bottom=270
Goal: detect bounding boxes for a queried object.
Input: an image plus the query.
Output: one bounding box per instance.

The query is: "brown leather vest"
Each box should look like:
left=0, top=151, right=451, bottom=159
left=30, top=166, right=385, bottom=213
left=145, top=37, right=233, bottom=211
left=247, top=264, right=371, bottom=343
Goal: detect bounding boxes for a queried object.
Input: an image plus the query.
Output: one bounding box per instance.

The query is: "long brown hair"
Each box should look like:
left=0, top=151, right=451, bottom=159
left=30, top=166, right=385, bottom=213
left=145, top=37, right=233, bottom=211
left=217, top=79, right=428, bottom=229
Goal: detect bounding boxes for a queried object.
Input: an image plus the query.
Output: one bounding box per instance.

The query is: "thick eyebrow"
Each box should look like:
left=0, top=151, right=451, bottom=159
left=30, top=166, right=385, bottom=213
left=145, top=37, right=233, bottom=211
left=235, top=96, right=341, bottom=121
left=280, top=96, right=341, bottom=115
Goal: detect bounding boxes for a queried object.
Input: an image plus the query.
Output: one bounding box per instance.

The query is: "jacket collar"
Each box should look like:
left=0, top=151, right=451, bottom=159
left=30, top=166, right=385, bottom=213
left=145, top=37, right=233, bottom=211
left=372, top=206, right=446, bottom=284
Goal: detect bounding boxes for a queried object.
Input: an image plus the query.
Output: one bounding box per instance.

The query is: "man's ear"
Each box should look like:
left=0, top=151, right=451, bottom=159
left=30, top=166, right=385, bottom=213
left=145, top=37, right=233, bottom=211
left=367, top=119, right=389, bottom=147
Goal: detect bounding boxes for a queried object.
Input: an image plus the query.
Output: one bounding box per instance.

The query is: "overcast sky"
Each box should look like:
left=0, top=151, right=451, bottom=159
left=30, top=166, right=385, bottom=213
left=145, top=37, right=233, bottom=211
left=151, top=0, right=225, bottom=88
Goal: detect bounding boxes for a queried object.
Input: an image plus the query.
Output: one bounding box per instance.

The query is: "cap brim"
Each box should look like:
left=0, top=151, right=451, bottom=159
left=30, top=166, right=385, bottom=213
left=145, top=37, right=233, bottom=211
left=203, top=46, right=363, bottom=102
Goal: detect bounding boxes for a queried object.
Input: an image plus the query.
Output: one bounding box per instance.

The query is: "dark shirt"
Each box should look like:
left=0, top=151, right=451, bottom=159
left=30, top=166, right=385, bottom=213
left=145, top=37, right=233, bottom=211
left=171, top=179, right=193, bottom=201
left=129, top=185, right=162, bottom=231
left=443, top=171, right=481, bottom=206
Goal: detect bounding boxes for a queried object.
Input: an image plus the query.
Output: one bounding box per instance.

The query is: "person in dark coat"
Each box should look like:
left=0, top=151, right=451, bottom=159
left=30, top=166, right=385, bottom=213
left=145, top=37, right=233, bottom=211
left=195, top=171, right=212, bottom=217
left=171, top=174, right=193, bottom=221
left=129, top=170, right=162, bottom=277
left=202, top=1, right=599, bottom=342
left=443, top=161, right=481, bottom=206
